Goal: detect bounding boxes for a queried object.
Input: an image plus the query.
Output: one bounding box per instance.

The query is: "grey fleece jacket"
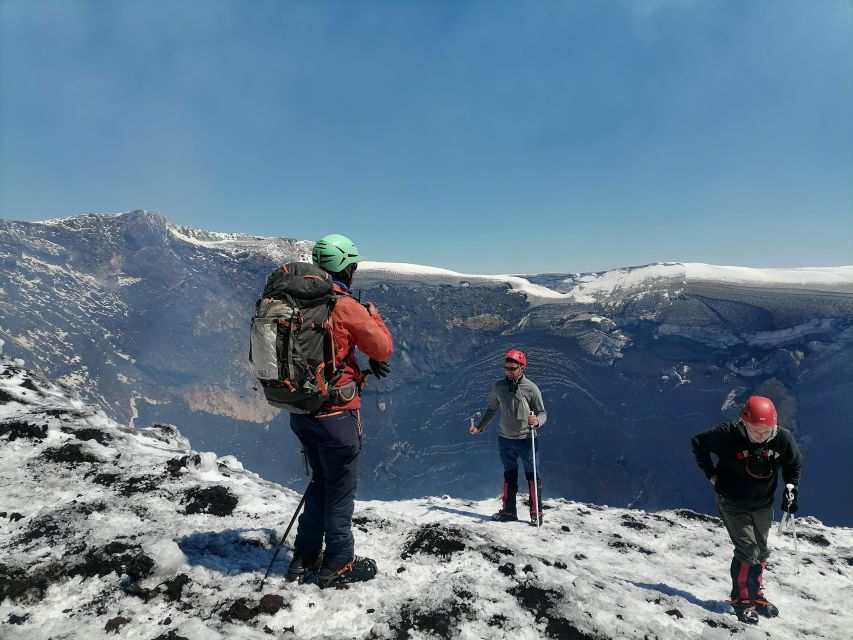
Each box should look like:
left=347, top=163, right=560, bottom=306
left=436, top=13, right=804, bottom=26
left=476, top=376, right=547, bottom=439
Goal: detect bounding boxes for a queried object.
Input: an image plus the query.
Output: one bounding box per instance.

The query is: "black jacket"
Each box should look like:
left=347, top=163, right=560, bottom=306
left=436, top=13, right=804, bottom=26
left=691, top=421, right=802, bottom=510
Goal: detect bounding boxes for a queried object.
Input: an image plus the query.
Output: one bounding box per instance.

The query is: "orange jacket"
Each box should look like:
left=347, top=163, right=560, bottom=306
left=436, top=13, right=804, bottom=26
left=326, top=283, right=393, bottom=410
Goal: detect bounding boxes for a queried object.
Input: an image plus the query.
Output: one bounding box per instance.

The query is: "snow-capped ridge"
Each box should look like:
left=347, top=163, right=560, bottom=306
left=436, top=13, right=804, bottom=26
left=20, top=212, right=852, bottom=300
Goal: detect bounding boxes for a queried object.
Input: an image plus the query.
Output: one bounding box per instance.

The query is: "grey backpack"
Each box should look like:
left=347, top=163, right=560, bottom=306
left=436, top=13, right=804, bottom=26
left=250, top=263, right=343, bottom=413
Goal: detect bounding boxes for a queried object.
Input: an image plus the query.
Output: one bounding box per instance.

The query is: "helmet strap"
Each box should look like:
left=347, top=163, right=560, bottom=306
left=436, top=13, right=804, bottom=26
left=329, top=263, right=357, bottom=289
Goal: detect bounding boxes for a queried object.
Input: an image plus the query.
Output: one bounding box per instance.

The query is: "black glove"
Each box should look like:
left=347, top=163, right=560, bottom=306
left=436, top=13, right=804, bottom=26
left=368, top=359, right=390, bottom=379
left=781, top=486, right=798, bottom=514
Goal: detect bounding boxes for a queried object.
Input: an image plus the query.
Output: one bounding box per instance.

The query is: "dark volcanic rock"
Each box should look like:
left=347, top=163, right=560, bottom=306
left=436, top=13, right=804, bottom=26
left=162, top=574, right=191, bottom=602
left=70, top=543, right=155, bottom=580
left=90, top=472, right=160, bottom=497
left=391, top=593, right=473, bottom=639
left=608, top=539, right=654, bottom=555
left=673, top=509, right=720, bottom=525
left=105, top=616, right=130, bottom=633
left=221, top=598, right=257, bottom=622
left=182, top=486, right=238, bottom=517
left=0, top=565, right=50, bottom=603
left=41, top=443, right=100, bottom=465
left=257, top=594, right=287, bottom=615
left=508, top=581, right=598, bottom=639
left=0, top=420, right=47, bottom=441
left=62, top=427, right=113, bottom=445
left=5, top=612, right=30, bottom=624
left=401, top=523, right=466, bottom=560
left=152, top=631, right=190, bottom=640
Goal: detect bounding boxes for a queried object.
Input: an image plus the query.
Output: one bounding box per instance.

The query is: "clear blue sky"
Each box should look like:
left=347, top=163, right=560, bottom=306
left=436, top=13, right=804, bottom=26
left=1, top=0, right=851, bottom=274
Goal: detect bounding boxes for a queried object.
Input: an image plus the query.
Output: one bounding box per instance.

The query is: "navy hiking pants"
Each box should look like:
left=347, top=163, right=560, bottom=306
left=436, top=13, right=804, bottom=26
left=498, top=435, right=543, bottom=515
left=290, top=409, right=362, bottom=570
left=498, top=435, right=537, bottom=475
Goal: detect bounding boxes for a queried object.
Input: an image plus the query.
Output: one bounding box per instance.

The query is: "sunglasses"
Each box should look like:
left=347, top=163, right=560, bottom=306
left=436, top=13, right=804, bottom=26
left=504, top=364, right=521, bottom=371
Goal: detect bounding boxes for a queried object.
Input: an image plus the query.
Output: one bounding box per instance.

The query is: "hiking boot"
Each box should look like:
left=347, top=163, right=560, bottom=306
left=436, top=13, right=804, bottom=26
left=317, top=556, right=377, bottom=589
left=752, top=599, right=779, bottom=618
left=731, top=603, right=759, bottom=624
left=529, top=511, right=544, bottom=526
left=285, top=551, right=321, bottom=583
left=491, top=511, right=518, bottom=522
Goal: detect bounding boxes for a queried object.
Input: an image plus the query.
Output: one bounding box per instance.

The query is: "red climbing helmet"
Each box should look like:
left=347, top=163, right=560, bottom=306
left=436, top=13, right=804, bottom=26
left=504, top=349, right=527, bottom=367
left=741, top=396, right=777, bottom=427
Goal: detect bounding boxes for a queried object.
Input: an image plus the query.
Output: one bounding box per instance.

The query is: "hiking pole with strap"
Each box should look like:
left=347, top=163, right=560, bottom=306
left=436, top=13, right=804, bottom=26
left=530, top=412, right=540, bottom=529
left=258, top=453, right=312, bottom=592
left=776, top=483, right=800, bottom=575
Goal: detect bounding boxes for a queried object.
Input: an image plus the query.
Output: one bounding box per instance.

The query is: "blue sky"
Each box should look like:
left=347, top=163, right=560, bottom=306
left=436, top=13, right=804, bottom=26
left=1, top=0, right=851, bottom=274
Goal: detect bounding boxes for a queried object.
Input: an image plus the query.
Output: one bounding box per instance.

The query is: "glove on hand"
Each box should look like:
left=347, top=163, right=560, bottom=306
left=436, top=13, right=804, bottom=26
left=781, top=487, right=799, bottom=514
left=369, top=359, right=390, bottom=379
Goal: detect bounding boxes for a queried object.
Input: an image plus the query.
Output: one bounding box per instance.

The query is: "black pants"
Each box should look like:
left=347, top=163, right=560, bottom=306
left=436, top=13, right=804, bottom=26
left=716, top=494, right=773, bottom=601
left=290, top=409, right=362, bottom=570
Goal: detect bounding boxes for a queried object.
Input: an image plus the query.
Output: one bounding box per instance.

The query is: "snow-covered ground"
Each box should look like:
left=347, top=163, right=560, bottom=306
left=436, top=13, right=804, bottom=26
left=1, top=356, right=852, bottom=640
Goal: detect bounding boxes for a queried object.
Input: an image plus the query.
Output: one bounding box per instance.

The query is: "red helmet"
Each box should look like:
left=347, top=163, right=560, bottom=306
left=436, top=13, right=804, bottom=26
left=741, top=396, right=777, bottom=426
left=504, top=349, right=526, bottom=367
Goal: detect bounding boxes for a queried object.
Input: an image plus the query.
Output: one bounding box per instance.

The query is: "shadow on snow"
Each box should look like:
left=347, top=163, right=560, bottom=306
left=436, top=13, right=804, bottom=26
left=427, top=504, right=495, bottom=523
left=630, top=582, right=731, bottom=614
left=178, top=528, right=292, bottom=576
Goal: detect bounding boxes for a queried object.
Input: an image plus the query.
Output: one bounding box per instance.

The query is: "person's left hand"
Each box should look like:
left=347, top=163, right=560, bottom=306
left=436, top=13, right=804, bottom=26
left=527, top=414, right=539, bottom=427
left=781, top=486, right=799, bottom=514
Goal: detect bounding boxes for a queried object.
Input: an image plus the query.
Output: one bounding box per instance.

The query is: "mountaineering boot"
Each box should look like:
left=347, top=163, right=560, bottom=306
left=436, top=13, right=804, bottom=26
left=729, top=558, right=750, bottom=602
left=493, top=470, right=518, bottom=522
left=731, top=602, right=759, bottom=624
left=526, top=472, right=543, bottom=526
left=285, top=550, right=321, bottom=583
left=317, top=556, right=378, bottom=589
left=752, top=599, right=779, bottom=618
left=492, top=511, right=519, bottom=522
left=745, top=562, right=777, bottom=616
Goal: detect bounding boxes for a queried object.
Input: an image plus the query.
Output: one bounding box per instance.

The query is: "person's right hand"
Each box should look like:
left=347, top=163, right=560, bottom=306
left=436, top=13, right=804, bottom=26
left=469, top=426, right=481, bottom=435
left=709, top=475, right=718, bottom=486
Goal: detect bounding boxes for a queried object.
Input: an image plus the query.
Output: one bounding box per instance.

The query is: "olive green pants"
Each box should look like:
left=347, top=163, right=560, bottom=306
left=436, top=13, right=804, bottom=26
left=716, top=494, right=773, bottom=565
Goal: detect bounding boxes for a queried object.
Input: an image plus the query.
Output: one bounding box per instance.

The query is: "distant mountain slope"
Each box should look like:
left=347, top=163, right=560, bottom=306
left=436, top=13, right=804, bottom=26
left=1, top=357, right=851, bottom=640
left=1, top=211, right=852, bottom=525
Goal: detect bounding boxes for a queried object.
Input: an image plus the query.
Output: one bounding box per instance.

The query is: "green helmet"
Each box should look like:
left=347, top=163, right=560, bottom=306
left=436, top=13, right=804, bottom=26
left=311, top=234, right=361, bottom=272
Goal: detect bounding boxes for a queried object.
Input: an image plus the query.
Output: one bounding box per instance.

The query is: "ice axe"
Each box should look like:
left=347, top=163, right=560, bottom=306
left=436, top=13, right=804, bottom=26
left=468, top=411, right=480, bottom=429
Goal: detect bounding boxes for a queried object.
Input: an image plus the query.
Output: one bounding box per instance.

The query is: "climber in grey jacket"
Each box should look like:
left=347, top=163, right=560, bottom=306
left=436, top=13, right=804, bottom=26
left=469, top=349, right=547, bottom=523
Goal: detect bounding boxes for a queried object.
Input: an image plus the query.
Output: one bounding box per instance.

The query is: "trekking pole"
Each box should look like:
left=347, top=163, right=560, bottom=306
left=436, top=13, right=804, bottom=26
left=300, top=447, right=309, bottom=477
left=530, top=412, right=540, bottom=529
left=786, top=484, right=800, bottom=575
left=777, top=483, right=800, bottom=575
left=258, top=474, right=311, bottom=592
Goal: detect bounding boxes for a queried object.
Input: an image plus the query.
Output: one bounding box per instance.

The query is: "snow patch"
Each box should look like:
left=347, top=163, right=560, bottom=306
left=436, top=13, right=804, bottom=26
left=146, top=538, right=189, bottom=577
left=114, top=275, right=142, bottom=286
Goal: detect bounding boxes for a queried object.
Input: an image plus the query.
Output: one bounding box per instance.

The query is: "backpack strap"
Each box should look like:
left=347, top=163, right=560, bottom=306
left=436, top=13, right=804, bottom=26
left=322, top=295, right=341, bottom=382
